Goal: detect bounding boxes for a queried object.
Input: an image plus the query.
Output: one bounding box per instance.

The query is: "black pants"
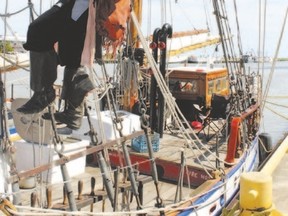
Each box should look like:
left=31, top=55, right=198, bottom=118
left=23, top=0, right=88, bottom=69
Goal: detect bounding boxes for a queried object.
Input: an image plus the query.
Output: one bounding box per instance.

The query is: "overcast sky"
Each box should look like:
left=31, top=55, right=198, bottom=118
left=1, top=0, right=287, bottom=57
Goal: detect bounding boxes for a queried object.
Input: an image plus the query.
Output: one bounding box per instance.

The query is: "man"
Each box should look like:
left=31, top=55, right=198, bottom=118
left=17, top=0, right=95, bottom=130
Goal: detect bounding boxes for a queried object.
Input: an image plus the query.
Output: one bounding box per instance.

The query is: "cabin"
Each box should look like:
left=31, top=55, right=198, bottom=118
left=168, top=67, right=229, bottom=121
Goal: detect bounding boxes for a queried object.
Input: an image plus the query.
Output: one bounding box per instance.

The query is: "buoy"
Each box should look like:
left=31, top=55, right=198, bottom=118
left=240, top=172, right=284, bottom=216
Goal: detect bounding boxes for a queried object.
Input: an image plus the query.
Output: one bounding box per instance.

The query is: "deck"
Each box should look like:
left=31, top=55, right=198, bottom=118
left=8, top=119, right=230, bottom=214
left=16, top=164, right=192, bottom=214
left=106, top=120, right=229, bottom=187
left=4, top=108, right=256, bottom=215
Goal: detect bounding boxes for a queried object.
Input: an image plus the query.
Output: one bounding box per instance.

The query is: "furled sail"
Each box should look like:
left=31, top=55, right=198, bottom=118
left=167, top=29, right=220, bottom=57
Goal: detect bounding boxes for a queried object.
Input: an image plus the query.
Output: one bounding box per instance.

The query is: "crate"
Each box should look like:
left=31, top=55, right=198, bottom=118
left=14, top=138, right=89, bottom=184
left=131, top=133, right=160, bottom=153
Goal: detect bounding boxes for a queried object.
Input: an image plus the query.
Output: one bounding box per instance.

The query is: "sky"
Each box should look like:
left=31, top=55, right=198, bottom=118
left=0, top=0, right=287, bottom=57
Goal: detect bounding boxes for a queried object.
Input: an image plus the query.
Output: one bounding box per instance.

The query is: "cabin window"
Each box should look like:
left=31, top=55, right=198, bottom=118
left=208, top=81, right=214, bottom=95
left=215, top=79, right=221, bottom=91
left=222, top=78, right=227, bottom=89
left=169, top=79, right=199, bottom=94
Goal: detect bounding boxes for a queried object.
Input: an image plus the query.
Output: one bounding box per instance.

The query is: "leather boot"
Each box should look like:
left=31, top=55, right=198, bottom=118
left=52, top=100, right=85, bottom=130
left=17, top=86, right=56, bottom=114
left=17, top=50, right=57, bottom=114
left=60, top=67, right=77, bottom=101
left=43, top=66, right=95, bottom=130
left=69, top=66, right=96, bottom=106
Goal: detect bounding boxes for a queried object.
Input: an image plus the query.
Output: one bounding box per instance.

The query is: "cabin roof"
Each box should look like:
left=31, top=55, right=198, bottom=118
left=168, top=66, right=227, bottom=78
left=169, top=66, right=226, bottom=73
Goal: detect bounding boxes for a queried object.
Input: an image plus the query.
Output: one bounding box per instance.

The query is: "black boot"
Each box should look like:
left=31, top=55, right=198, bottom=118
left=60, top=67, right=77, bottom=101
left=17, top=50, right=57, bottom=114
left=43, top=66, right=95, bottom=130
left=17, top=86, right=56, bottom=114
left=51, top=100, right=84, bottom=130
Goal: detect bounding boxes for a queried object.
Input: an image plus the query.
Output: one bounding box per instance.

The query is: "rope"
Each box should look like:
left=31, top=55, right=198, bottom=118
left=132, top=10, right=247, bottom=175
left=99, top=62, right=124, bottom=168
left=0, top=53, right=30, bottom=72
left=265, top=105, right=288, bottom=121
left=0, top=6, right=30, bottom=17
left=0, top=1, right=265, bottom=215
left=265, top=100, right=288, bottom=109
left=105, top=59, right=143, bottom=209
left=0, top=0, right=24, bottom=205
left=262, top=7, right=288, bottom=110
left=258, top=136, right=272, bottom=154
left=133, top=13, right=213, bottom=165
left=1, top=127, right=253, bottom=215
left=266, top=95, right=288, bottom=99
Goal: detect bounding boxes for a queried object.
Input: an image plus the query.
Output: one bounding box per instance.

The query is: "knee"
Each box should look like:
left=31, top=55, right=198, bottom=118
left=23, top=20, right=56, bottom=51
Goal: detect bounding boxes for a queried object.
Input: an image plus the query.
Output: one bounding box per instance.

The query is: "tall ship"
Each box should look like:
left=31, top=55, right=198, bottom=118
left=0, top=0, right=287, bottom=215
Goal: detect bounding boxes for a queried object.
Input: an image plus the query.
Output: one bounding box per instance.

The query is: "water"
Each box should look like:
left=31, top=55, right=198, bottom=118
left=257, top=61, right=288, bottom=144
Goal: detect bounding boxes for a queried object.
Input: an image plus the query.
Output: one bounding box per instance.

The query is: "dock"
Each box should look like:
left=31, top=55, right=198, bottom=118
left=223, top=134, right=288, bottom=215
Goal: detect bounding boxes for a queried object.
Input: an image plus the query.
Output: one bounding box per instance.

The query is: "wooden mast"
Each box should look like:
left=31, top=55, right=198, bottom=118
left=130, top=0, right=142, bottom=48
left=122, top=0, right=143, bottom=112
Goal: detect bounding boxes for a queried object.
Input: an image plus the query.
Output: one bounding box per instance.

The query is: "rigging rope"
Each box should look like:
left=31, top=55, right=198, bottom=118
left=0, top=6, right=30, bottom=18
left=265, top=100, right=288, bottom=109
left=213, top=0, right=255, bottom=122
left=260, top=0, right=267, bottom=78
left=262, top=7, right=288, bottom=110
left=105, top=61, right=143, bottom=209
left=98, top=62, right=124, bottom=168
left=131, top=11, right=243, bottom=176
left=0, top=0, right=24, bottom=206
left=265, top=105, right=288, bottom=121
left=0, top=1, right=265, bottom=214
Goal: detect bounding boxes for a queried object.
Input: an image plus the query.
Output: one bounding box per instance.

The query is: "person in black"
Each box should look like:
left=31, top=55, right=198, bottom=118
left=17, top=0, right=95, bottom=130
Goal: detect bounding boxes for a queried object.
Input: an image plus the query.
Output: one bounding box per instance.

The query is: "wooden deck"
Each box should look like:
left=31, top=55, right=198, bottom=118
left=9, top=119, right=233, bottom=215
left=107, top=120, right=229, bottom=187
left=17, top=165, right=192, bottom=214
